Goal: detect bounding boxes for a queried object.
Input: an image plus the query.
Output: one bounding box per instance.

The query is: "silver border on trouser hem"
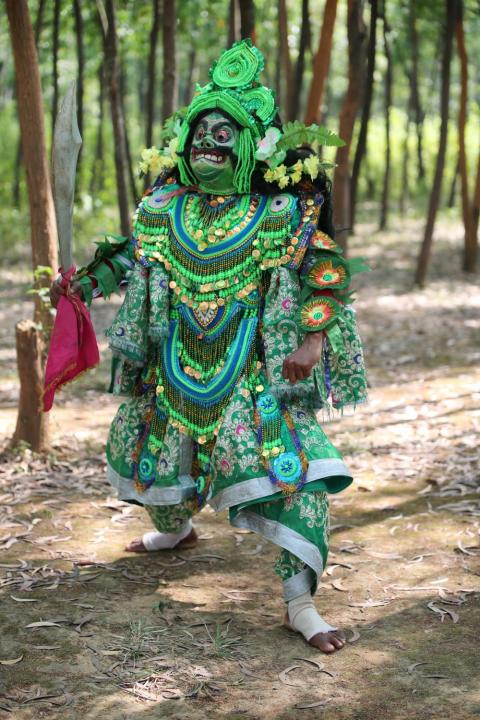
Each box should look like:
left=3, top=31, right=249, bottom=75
left=231, top=510, right=324, bottom=594
left=106, top=463, right=196, bottom=505
left=283, top=567, right=317, bottom=601
left=208, top=457, right=351, bottom=512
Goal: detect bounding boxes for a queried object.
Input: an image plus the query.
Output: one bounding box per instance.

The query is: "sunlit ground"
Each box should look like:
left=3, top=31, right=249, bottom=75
left=0, top=217, right=479, bottom=719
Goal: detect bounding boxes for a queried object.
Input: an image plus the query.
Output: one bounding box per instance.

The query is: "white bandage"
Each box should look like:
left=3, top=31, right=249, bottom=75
left=287, top=591, right=337, bottom=642
left=142, top=520, right=193, bottom=551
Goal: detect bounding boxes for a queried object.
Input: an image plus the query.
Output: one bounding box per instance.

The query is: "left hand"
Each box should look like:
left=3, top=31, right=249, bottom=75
left=282, top=333, right=323, bottom=384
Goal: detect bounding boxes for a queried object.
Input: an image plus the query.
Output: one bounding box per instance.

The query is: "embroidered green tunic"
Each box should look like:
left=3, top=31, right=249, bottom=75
left=81, top=179, right=367, bottom=585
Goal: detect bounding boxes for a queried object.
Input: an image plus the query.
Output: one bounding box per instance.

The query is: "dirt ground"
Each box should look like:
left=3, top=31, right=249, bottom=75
left=0, top=218, right=479, bottom=720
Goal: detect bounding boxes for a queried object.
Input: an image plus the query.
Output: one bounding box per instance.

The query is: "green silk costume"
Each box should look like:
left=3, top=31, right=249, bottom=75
left=78, top=41, right=367, bottom=599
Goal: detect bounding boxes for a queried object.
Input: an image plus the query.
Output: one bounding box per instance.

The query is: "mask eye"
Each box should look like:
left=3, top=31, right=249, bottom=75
left=194, top=126, right=206, bottom=141
left=215, top=128, right=231, bottom=143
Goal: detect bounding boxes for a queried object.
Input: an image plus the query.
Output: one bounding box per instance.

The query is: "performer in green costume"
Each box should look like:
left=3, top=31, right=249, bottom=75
left=51, top=41, right=367, bottom=653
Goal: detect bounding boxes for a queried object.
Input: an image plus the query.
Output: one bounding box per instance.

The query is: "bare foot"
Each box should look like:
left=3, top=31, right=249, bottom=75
left=283, top=612, right=346, bottom=654
left=307, top=630, right=346, bottom=653
left=124, top=527, right=198, bottom=553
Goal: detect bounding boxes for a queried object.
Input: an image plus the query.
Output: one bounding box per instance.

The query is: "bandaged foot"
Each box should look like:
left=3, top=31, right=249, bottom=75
left=125, top=520, right=197, bottom=553
left=284, top=591, right=345, bottom=653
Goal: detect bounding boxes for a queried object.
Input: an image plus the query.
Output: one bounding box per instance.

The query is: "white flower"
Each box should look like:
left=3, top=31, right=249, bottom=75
left=255, top=127, right=283, bottom=161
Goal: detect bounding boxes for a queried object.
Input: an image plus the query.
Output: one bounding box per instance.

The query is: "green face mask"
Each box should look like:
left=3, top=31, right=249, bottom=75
left=189, top=112, right=239, bottom=194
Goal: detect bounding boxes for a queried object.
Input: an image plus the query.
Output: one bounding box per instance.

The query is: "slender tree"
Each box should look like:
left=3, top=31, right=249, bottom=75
left=239, top=0, right=255, bottom=41
left=162, top=0, right=177, bottom=121
left=333, top=0, right=368, bottom=250
left=228, top=0, right=240, bottom=45
left=415, top=0, right=456, bottom=286
left=90, top=61, right=106, bottom=196
left=379, top=4, right=392, bottom=230
left=278, top=0, right=293, bottom=118
left=6, top=0, right=59, bottom=451
left=72, top=0, right=84, bottom=186
left=455, top=0, right=476, bottom=272
left=97, top=0, right=131, bottom=235
left=290, top=0, right=311, bottom=121
left=304, top=0, right=338, bottom=125
left=12, top=0, right=46, bottom=206
left=408, top=0, right=425, bottom=181
left=350, top=0, right=378, bottom=231
left=51, top=0, right=61, bottom=144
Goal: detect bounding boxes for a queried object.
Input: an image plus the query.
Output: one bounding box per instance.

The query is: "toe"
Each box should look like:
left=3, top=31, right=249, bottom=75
left=125, top=538, right=146, bottom=553
left=329, top=632, right=345, bottom=649
left=308, top=633, right=336, bottom=653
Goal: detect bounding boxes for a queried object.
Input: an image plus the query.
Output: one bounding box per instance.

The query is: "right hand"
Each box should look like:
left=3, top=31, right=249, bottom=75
left=49, top=278, right=83, bottom=308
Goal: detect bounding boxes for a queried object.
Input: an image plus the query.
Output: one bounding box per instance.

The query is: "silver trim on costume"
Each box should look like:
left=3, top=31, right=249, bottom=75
left=283, top=567, right=317, bottom=601
left=231, top=509, right=324, bottom=597
left=106, top=463, right=196, bottom=505
left=209, top=457, right=351, bottom=512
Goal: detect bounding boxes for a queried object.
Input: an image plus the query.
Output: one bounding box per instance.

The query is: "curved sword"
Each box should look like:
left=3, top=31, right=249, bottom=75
left=52, top=81, right=82, bottom=271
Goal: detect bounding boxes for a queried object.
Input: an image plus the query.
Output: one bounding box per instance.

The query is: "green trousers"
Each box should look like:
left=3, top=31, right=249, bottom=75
left=144, top=490, right=329, bottom=600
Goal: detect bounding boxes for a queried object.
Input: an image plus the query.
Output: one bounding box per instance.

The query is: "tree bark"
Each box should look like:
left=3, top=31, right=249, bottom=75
left=415, top=0, right=455, bottom=287
left=162, top=0, right=177, bottom=121
left=455, top=0, right=476, bottom=272
left=239, top=0, right=255, bottom=42
left=97, top=0, right=131, bottom=235
left=6, top=0, right=59, bottom=451
left=73, top=0, right=84, bottom=190
left=399, top=112, right=410, bottom=215
left=472, top=151, right=480, bottom=240
left=408, top=0, right=425, bottom=181
left=350, top=0, right=378, bottom=231
left=290, top=0, right=311, bottom=121
left=51, top=0, right=61, bottom=144
left=12, top=321, right=50, bottom=452
left=146, top=0, right=160, bottom=150
left=90, top=61, right=106, bottom=195
left=278, top=0, right=293, bottom=119
left=379, top=9, right=392, bottom=230
left=228, top=0, right=240, bottom=45
left=304, top=0, right=338, bottom=125
left=447, top=156, right=459, bottom=209
left=332, top=0, right=367, bottom=251
left=12, top=0, right=46, bottom=207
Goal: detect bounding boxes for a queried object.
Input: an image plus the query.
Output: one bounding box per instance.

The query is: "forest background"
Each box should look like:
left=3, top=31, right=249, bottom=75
left=0, top=1, right=479, bottom=718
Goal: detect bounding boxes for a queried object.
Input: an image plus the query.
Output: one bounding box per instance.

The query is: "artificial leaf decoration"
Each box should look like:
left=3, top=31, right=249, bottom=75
left=277, top=121, right=345, bottom=152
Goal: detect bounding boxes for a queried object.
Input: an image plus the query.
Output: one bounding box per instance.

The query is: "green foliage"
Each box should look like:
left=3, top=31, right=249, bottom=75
left=277, top=121, right=346, bottom=152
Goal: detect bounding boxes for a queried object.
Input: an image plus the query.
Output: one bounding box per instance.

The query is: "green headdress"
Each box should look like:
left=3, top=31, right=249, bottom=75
left=176, top=40, right=277, bottom=193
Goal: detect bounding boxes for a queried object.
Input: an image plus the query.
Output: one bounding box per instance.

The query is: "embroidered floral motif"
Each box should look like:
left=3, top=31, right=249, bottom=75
left=298, top=296, right=340, bottom=331
left=306, top=258, right=349, bottom=290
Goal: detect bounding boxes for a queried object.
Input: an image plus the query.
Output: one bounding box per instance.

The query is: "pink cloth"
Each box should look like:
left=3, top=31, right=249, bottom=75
left=43, top=266, right=99, bottom=412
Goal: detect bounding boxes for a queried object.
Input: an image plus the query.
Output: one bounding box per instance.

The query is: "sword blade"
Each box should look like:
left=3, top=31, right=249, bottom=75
left=52, top=81, right=82, bottom=270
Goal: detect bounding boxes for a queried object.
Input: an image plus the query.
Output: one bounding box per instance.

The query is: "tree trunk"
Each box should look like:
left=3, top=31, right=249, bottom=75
left=290, top=0, right=310, bottom=121
left=12, top=0, right=46, bottom=207
left=72, top=0, right=84, bottom=184
left=162, top=0, right=177, bottom=121
left=455, top=0, right=476, bottom=272
left=415, top=0, right=455, bottom=287
left=379, top=9, right=392, bottom=230
left=12, top=321, right=50, bottom=452
left=228, top=0, right=240, bottom=45
left=399, top=113, right=410, bottom=215
left=332, top=0, right=367, bottom=250
left=472, top=152, right=480, bottom=240
left=447, top=156, right=459, bottom=209
left=278, top=0, right=293, bottom=119
left=239, top=0, right=255, bottom=42
left=350, top=0, right=378, bottom=232
left=51, top=0, right=61, bottom=145
left=6, top=0, right=59, bottom=451
left=183, top=46, right=197, bottom=106
left=90, top=61, right=106, bottom=195
left=304, top=0, right=338, bottom=125
left=98, top=0, right=131, bottom=235
left=146, top=0, right=160, bottom=150
left=408, top=0, right=425, bottom=181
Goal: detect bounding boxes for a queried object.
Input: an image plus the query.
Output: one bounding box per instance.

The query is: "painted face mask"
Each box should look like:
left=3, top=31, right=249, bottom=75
left=189, top=112, right=239, bottom=194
